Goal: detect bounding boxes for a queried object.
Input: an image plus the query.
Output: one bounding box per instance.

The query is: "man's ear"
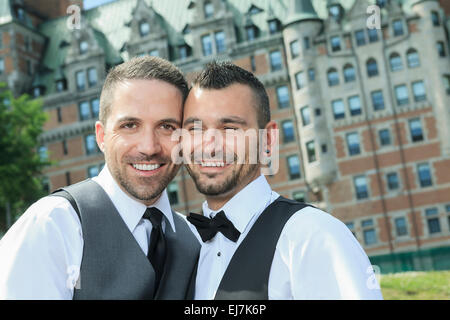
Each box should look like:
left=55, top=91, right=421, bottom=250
left=263, top=120, right=278, bottom=157
left=95, top=121, right=106, bottom=153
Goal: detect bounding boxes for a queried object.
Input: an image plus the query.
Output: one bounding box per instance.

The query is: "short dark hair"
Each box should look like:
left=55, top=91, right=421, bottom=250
left=99, top=56, right=189, bottom=125
left=192, top=61, right=270, bottom=128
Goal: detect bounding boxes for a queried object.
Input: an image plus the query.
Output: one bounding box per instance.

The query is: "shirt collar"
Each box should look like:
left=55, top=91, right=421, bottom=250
left=201, top=175, right=272, bottom=234
left=92, top=165, right=176, bottom=233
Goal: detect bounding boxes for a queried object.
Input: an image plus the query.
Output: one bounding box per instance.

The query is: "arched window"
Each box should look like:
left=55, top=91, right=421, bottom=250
left=366, top=58, right=379, bottom=77
left=327, top=68, right=339, bottom=86
left=343, top=64, right=356, bottom=82
left=407, top=48, right=420, bottom=68
left=389, top=52, right=403, bottom=72
left=139, top=20, right=150, bottom=37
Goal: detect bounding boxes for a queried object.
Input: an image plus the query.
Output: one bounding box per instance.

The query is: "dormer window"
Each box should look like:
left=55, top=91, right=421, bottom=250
left=79, top=41, right=89, bottom=54
left=329, top=6, right=340, bottom=18
left=17, top=7, right=25, bottom=21
left=204, top=1, right=214, bottom=19
left=56, top=79, right=67, bottom=92
left=268, top=19, right=280, bottom=34
left=139, top=21, right=150, bottom=37
left=178, top=45, right=189, bottom=60
left=246, top=25, right=258, bottom=42
left=33, top=87, right=41, bottom=98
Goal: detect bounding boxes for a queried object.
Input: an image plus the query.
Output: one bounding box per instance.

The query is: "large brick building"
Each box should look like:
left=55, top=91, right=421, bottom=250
left=1, top=0, right=449, bottom=272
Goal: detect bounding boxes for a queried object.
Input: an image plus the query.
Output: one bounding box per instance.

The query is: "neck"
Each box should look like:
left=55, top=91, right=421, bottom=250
left=206, top=172, right=261, bottom=211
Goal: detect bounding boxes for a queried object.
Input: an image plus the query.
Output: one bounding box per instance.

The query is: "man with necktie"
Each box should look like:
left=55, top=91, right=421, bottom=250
left=0, top=56, right=200, bottom=299
left=183, top=61, right=383, bottom=300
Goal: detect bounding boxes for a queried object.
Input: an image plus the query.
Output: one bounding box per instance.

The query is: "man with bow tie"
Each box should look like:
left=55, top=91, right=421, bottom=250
left=183, top=61, right=383, bottom=300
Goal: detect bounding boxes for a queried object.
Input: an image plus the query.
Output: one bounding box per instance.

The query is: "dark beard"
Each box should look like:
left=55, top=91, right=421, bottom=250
left=186, top=163, right=259, bottom=197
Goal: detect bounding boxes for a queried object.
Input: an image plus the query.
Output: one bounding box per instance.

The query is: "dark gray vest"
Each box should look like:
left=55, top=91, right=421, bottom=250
left=189, top=196, right=311, bottom=300
left=52, top=179, right=200, bottom=300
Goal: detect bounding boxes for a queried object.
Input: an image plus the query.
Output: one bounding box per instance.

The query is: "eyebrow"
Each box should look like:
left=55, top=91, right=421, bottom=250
left=116, top=117, right=181, bottom=127
left=183, top=116, right=248, bottom=127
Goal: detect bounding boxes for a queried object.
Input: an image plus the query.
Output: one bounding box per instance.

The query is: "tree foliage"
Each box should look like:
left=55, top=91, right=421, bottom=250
left=0, top=83, right=49, bottom=228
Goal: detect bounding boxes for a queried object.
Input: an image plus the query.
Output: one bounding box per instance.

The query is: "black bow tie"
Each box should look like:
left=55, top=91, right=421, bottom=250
left=187, top=210, right=241, bottom=243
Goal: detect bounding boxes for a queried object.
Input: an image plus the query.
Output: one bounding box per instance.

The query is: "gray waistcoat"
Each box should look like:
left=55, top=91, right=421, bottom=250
left=52, top=179, right=200, bottom=300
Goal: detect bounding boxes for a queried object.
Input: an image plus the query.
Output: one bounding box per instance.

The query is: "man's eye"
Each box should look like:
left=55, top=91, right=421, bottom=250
left=224, top=127, right=239, bottom=131
left=188, top=127, right=202, bottom=132
left=122, top=123, right=137, bottom=129
left=161, top=124, right=176, bottom=131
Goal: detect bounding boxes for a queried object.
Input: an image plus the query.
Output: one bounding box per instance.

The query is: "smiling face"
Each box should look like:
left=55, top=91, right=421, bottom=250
left=96, top=79, right=182, bottom=206
left=182, top=83, right=263, bottom=204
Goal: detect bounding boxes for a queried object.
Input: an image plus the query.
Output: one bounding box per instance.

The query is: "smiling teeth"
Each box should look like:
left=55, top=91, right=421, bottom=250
left=201, top=162, right=225, bottom=167
left=133, top=164, right=161, bottom=171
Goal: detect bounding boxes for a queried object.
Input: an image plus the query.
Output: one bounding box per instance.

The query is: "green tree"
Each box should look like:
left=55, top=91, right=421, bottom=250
left=0, top=84, right=49, bottom=234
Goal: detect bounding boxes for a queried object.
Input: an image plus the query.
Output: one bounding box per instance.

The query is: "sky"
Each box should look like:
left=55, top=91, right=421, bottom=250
left=84, top=0, right=117, bottom=10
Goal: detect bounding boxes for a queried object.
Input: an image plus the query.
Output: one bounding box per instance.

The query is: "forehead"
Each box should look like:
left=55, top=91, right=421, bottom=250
left=184, top=83, right=258, bottom=123
left=110, top=79, right=183, bottom=119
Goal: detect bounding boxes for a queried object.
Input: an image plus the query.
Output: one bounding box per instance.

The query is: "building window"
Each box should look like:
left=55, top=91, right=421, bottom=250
left=300, top=106, right=311, bottom=126
left=437, top=41, right=446, bottom=57
left=315, top=108, right=321, bottom=117
left=327, top=68, right=339, bottom=86
left=412, top=80, right=426, bottom=102
left=276, top=86, right=290, bottom=109
left=246, top=26, right=257, bottom=41
left=379, top=129, right=391, bottom=146
left=345, top=222, right=356, bottom=238
left=407, top=49, right=420, bottom=68
left=431, top=11, right=440, bottom=27
left=204, top=1, right=214, bottom=19
left=368, top=28, right=379, bottom=42
left=79, top=101, right=90, bottom=121
left=269, top=50, right=282, bottom=71
left=446, top=205, right=450, bottom=231
left=417, top=163, right=433, bottom=187
left=87, top=165, right=100, bottom=178
left=389, top=53, right=403, bottom=72
left=0, top=58, right=4, bottom=75
left=201, top=34, right=213, bottom=56
left=395, top=84, right=409, bottom=106
left=409, top=118, right=424, bottom=142
left=167, top=181, right=179, bottom=205
left=394, top=217, right=408, bottom=236
left=287, top=155, right=301, bottom=180
left=321, top=144, right=328, bottom=154
left=56, top=79, right=66, bottom=92
left=91, top=98, right=100, bottom=118
left=303, top=37, right=310, bottom=49
left=343, top=64, right=356, bottom=82
left=87, top=67, right=97, bottom=87
left=425, top=208, right=441, bottom=234
left=57, top=107, right=62, bottom=123
left=293, top=191, right=305, bottom=203
left=66, top=172, right=71, bottom=186
left=308, top=68, right=315, bottom=81
left=348, top=95, right=362, bottom=116
left=387, top=172, right=400, bottom=190
left=178, top=45, right=188, bottom=60
left=371, top=90, right=385, bottom=111
left=362, top=219, right=377, bottom=245
left=443, top=75, right=450, bottom=95
left=38, top=146, right=48, bottom=161
left=76, top=70, right=85, bottom=91
left=354, top=175, right=369, bottom=199
left=62, top=140, right=68, bottom=155
left=149, top=49, right=159, bottom=57
left=366, top=58, right=379, bottom=77
left=282, top=120, right=295, bottom=143
left=290, top=40, right=300, bottom=59
left=332, top=99, right=345, bottom=120
left=346, top=132, right=361, bottom=156
left=330, top=36, right=341, bottom=52
left=306, top=140, right=316, bottom=163
left=393, top=19, right=404, bottom=36
left=355, top=30, right=366, bottom=46
left=79, top=40, right=89, bottom=54
left=250, top=55, right=256, bottom=72
left=85, top=134, right=99, bottom=155
left=139, top=21, right=150, bottom=37
left=215, top=31, right=226, bottom=53
left=268, top=19, right=279, bottom=34
left=295, top=71, right=305, bottom=90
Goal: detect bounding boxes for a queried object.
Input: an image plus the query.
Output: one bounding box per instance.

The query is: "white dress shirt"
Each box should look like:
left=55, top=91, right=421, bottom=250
left=0, top=166, right=177, bottom=300
left=189, top=175, right=383, bottom=300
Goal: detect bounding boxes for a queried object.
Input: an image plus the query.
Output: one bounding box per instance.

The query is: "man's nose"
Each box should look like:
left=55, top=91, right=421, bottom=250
left=137, top=130, right=162, bottom=156
left=202, top=130, right=224, bottom=158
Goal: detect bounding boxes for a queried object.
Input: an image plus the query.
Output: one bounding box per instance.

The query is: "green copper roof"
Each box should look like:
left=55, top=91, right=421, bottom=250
left=285, top=0, right=320, bottom=26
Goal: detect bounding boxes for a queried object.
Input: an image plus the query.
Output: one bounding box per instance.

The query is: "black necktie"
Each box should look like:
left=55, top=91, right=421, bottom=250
left=187, top=210, right=241, bottom=243
left=143, top=207, right=167, bottom=294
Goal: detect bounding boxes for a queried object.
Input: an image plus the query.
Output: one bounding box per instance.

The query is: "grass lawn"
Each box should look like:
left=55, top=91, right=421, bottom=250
left=380, top=270, right=450, bottom=300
